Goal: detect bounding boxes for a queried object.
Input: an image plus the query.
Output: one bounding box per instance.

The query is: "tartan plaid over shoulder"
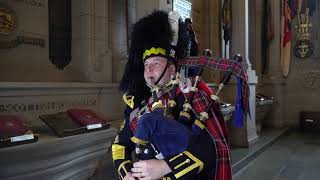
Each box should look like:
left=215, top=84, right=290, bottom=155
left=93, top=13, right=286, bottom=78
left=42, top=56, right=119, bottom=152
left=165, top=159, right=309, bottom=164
left=178, top=55, right=250, bottom=120
left=191, top=90, right=232, bottom=180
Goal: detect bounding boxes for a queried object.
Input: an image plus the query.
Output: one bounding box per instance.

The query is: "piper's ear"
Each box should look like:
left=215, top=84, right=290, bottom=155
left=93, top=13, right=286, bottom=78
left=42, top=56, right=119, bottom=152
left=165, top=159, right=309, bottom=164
left=168, top=11, right=180, bottom=46
left=169, top=63, right=176, bottom=76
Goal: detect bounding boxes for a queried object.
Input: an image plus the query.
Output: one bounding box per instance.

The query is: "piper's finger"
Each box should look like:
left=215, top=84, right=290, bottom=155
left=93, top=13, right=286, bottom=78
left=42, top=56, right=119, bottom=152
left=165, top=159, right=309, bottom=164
left=131, top=167, right=142, bottom=173
left=141, top=171, right=149, bottom=177
left=140, top=177, right=151, bottom=180
left=131, top=172, right=143, bottom=178
left=133, top=161, right=144, bottom=168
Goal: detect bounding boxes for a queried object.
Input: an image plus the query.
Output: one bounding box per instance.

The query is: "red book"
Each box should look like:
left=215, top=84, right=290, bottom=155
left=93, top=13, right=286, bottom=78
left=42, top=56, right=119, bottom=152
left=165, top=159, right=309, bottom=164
left=67, top=109, right=107, bottom=126
left=0, top=115, right=29, bottom=138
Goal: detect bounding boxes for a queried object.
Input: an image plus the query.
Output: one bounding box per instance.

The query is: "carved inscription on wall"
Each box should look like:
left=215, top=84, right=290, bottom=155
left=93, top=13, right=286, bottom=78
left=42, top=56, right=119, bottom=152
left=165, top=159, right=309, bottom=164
left=300, top=70, right=320, bottom=88
left=0, top=99, right=97, bottom=113
left=0, top=36, right=45, bottom=49
left=15, top=0, right=46, bottom=8
left=24, top=0, right=46, bottom=7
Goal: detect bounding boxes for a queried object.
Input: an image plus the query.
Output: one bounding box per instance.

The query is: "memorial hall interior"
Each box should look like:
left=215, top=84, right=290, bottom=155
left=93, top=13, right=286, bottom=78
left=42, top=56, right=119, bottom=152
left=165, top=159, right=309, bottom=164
left=1, top=0, right=320, bottom=180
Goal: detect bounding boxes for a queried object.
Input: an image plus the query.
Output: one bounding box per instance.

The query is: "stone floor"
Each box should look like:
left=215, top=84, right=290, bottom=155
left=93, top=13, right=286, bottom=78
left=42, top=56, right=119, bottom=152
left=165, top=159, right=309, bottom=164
left=231, top=128, right=290, bottom=174
left=234, top=131, right=320, bottom=180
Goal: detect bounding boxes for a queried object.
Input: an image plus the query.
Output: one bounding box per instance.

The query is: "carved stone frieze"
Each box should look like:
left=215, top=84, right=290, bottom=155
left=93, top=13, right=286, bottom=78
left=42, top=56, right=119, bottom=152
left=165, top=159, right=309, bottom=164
left=0, top=98, right=97, bottom=113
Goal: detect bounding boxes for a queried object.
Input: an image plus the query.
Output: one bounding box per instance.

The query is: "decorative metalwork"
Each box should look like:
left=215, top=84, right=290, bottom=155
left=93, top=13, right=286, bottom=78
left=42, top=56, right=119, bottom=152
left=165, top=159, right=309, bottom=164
left=294, top=39, right=314, bottom=59
left=294, top=8, right=313, bottom=59
left=0, top=6, right=16, bottom=35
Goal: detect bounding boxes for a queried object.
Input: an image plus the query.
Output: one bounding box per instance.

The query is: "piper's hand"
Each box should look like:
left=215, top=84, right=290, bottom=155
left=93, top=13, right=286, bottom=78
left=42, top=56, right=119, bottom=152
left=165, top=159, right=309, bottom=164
left=131, top=159, right=172, bottom=180
left=123, top=172, right=135, bottom=180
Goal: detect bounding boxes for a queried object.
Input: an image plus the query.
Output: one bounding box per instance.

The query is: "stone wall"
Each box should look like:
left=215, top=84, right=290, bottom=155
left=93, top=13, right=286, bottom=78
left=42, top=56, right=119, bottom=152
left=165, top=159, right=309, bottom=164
left=0, top=0, right=125, bottom=123
left=256, top=0, right=320, bottom=128
left=108, top=0, right=127, bottom=82
left=0, top=0, right=74, bottom=82
left=192, top=0, right=221, bottom=83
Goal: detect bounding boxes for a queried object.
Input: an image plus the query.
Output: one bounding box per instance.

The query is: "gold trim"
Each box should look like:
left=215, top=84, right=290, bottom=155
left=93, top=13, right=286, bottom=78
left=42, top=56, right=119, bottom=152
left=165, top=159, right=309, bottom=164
left=168, top=100, right=176, bottom=107
left=143, top=47, right=166, bottom=60
left=123, top=94, right=134, bottom=109
left=169, top=153, right=183, bottom=162
left=179, top=111, right=191, bottom=120
left=194, top=119, right=205, bottom=129
left=117, top=160, right=132, bottom=180
left=130, top=136, right=147, bottom=145
left=151, top=101, right=164, bottom=111
left=184, top=151, right=204, bottom=173
left=174, top=159, right=190, bottom=169
left=112, top=144, right=126, bottom=161
left=174, top=151, right=204, bottom=178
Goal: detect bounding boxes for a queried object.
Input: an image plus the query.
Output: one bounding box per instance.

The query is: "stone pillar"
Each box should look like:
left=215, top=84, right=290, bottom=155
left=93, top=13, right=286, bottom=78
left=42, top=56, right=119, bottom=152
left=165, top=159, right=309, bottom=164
left=260, top=0, right=287, bottom=128
left=134, top=0, right=172, bottom=20
left=204, top=0, right=221, bottom=83
left=72, top=0, right=112, bottom=82
left=230, top=0, right=258, bottom=146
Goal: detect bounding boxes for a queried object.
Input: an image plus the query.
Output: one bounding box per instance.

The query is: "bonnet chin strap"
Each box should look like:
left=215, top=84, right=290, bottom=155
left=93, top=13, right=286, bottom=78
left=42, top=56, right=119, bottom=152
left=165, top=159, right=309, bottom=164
left=154, top=60, right=170, bottom=86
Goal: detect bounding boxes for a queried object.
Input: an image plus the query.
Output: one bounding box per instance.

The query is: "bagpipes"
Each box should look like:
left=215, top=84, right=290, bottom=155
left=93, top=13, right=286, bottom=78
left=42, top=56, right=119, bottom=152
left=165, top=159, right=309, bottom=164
left=130, top=54, right=250, bottom=161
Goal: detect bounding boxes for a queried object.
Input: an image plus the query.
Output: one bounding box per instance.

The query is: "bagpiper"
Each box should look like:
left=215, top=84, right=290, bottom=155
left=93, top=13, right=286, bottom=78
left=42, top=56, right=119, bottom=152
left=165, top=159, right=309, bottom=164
left=112, top=10, right=249, bottom=180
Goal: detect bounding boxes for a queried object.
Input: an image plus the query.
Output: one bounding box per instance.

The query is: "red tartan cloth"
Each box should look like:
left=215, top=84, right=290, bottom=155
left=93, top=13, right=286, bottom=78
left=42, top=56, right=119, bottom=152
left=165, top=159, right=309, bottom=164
left=178, top=55, right=250, bottom=119
left=130, top=116, right=138, bottom=133
left=191, top=83, right=232, bottom=180
left=67, top=109, right=106, bottom=126
left=0, top=115, right=29, bottom=138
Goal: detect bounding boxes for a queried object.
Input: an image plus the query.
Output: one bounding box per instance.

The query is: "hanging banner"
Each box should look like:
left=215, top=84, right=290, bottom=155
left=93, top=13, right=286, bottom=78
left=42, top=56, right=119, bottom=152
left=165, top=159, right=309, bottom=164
left=280, top=0, right=293, bottom=77
left=48, top=0, right=72, bottom=69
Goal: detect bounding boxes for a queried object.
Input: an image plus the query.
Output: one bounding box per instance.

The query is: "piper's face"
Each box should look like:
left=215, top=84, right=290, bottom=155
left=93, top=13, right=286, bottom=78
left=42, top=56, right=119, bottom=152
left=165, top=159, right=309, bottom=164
left=144, top=56, right=176, bottom=87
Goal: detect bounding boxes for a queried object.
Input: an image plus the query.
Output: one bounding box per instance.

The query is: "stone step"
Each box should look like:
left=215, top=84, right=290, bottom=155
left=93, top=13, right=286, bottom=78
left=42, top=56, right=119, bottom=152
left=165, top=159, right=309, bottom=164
left=231, top=128, right=290, bottom=175
left=233, top=131, right=320, bottom=180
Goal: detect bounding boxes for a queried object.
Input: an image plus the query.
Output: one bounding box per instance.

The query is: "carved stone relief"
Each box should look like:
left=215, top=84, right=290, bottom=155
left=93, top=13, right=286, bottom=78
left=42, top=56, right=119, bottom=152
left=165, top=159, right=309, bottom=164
left=16, top=0, right=46, bottom=8
left=0, top=98, right=97, bottom=113
left=300, top=70, right=320, bottom=88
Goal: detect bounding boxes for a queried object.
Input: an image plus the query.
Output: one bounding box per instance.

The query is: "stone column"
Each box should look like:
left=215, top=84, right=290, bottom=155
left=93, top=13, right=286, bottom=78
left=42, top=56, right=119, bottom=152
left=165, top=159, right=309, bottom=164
left=260, top=0, right=286, bottom=128
left=134, top=0, right=172, bottom=20
left=230, top=0, right=258, bottom=146
left=72, top=0, right=112, bottom=82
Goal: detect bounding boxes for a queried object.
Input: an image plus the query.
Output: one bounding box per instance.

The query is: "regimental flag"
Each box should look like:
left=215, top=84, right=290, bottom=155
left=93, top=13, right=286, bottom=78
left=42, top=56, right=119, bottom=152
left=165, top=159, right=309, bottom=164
left=280, top=0, right=293, bottom=77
